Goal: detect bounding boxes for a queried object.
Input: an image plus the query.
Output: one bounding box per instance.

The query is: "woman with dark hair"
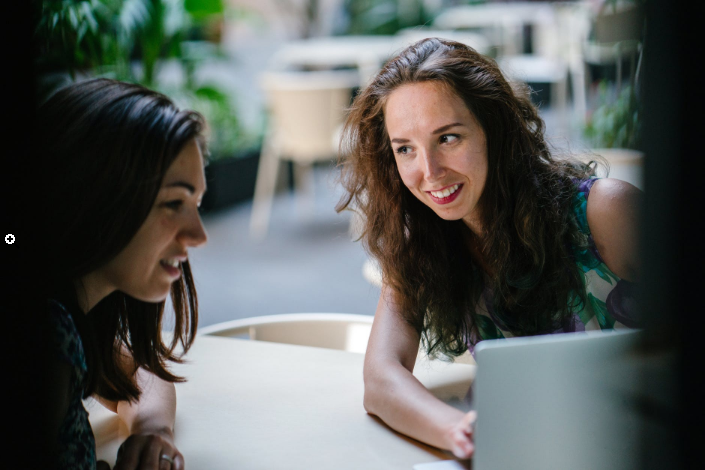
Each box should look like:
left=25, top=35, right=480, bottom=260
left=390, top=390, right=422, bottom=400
left=337, top=38, right=641, bottom=458
left=37, top=78, right=208, bottom=469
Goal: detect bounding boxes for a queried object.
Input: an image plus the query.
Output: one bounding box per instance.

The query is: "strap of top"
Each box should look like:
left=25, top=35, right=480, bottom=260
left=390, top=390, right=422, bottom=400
left=572, top=177, right=605, bottom=266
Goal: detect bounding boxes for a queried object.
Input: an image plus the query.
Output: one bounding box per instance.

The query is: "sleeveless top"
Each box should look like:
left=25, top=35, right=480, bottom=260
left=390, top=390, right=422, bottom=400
left=466, top=178, right=640, bottom=356
left=48, top=299, right=97, bottom=469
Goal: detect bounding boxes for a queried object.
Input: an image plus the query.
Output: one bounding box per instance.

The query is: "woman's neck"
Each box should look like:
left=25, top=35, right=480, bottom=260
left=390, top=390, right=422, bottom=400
left=462, top=211, right=483, bottom=238
left=75, top=271, right=115, bottom=314
left=461, top=224, right=492, bottom=277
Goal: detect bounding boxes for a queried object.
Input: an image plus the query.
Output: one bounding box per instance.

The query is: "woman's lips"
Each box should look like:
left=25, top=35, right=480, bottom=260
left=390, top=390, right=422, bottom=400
left=160, top=260, right=182, bottom=279
left=427, top=184, right=463, bottom=205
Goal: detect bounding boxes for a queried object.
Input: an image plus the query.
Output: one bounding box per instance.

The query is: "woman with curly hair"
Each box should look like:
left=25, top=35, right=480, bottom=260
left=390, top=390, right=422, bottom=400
left=37, top=78, right=208, bottom=469
left=336, top=38, right=641, bottom=458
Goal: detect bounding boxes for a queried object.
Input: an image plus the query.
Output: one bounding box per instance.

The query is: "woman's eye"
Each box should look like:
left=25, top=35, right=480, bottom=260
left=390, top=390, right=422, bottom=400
left=164, top=200, right=183, bottom=211
left=440, top=134, right=459, bottom=144
left=395, top=146, right=410, bottom=155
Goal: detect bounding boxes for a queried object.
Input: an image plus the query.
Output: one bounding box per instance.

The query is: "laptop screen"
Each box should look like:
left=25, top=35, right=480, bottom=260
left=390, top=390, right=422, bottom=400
left=472, top=330, right=646, bottom=470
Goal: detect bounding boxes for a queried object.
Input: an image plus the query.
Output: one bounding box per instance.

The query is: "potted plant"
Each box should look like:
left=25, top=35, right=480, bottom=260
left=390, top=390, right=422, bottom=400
left=581, top=0, right=645, bottom=189
left=180, top=83, right=263, bottom=213
left=582, top=80, right=643, bottom=188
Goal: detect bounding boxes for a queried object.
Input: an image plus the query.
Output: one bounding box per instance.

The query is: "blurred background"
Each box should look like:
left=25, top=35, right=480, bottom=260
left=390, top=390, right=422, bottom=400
left=33, top=0, right=646, bottom=328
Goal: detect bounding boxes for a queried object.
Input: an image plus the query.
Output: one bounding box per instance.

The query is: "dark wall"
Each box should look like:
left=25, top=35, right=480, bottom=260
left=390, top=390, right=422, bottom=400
left=1, top=2, right=52, bottom=468
left=639, top=0, right=705, bottom=468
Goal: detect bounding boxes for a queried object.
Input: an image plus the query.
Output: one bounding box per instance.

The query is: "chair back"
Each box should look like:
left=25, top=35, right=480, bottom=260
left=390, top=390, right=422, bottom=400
left=199, top=313, right=374, bottom=354
left=260, top=70, right=358, bottom=162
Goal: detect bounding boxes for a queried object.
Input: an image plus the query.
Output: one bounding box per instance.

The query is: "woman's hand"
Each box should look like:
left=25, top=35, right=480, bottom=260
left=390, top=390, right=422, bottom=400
left=95, top=352, right=183, bottom=470
left=444, top=410, right=477, bottom=459
left=113, top=428, right=184, bottom=470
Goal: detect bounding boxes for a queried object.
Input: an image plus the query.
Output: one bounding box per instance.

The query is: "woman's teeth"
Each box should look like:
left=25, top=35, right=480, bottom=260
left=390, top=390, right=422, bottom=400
left=162, top=259, right=180, bottom=268
left=431, top=184, right=460, bottom=198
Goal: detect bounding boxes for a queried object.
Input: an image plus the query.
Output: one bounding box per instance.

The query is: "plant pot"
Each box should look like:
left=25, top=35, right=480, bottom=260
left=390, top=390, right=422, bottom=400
left=201, top=150, right=260, bottom=213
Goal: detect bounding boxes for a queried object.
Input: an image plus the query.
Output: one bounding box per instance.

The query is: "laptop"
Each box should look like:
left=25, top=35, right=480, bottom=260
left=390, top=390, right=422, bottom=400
left=471, top=329, right=645, bottom=470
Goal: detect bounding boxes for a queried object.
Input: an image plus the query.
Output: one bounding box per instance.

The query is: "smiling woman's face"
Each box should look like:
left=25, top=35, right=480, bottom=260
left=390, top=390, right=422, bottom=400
left=385, top=81, right=488, bottom=234
left=92, top=138, right=208, bottom=303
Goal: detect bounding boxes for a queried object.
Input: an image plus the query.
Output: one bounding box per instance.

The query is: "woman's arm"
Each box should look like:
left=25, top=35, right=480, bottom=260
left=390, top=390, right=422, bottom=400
left=94, top=352, right=184, bottom=469
left=364, top=285, right=476, bottom=458
left=586, top=178, right=643, bottom=281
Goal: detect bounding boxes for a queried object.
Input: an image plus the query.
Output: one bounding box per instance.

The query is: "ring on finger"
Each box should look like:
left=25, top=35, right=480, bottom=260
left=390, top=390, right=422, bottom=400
left=160, top=454, right=174, bottom=464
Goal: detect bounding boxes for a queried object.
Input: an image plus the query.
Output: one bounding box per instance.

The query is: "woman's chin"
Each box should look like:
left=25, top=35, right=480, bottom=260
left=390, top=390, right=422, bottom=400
left=432, top=209, right=464, bottom=221
left=124, top=287, right=171, bottom=303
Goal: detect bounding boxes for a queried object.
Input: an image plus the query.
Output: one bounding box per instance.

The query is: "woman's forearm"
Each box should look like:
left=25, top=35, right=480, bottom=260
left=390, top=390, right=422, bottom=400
left=364, top=358, right=465, bottom=451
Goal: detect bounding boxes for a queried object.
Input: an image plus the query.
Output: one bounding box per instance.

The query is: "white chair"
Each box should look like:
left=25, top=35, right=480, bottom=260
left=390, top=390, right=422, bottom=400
left=198, top=313, right=374, bottom=354
left=432, top=2, right=556, bottom=57
left=249, top=70, right=359, bottom=239
left=200, top=312, right=477, bottom=365
left=497, top=53, right=569, bottom=112
left=583, top=2, right=644, bottom=93
left=433, top=2, right=586, bottom=131
left=494, top=6, right=571, bottom=132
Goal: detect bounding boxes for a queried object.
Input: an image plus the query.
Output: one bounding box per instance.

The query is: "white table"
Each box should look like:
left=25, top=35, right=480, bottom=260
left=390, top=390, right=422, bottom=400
left=88, top=335, right=475, bottom=469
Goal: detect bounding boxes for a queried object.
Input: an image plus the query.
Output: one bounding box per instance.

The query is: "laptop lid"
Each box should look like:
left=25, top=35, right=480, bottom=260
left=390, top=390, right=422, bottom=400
left=472, top=329, right=644, bottom=470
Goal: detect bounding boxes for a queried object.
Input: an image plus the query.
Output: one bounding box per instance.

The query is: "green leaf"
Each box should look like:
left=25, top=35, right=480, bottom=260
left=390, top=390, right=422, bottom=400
left=594, top=267, right=614, bottom=285
left=119, top=0, right=150, bottom=33
left=475, top=314, right=504, bottom=340
left=588, top=293, right=615, bottom=330
left=77, top=21, right=88, bottom=44
left=185, top=0, right=224, bottom=18
left=163, top=0, right=188, bottom=38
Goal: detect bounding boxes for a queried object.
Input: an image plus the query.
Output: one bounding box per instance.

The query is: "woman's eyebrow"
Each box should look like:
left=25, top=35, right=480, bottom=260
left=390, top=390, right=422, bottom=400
left=390, top=122, right=464, bottom=144
left=164, top=181, right=195, bottom=194
left=432, top=122, right=463, bottom=135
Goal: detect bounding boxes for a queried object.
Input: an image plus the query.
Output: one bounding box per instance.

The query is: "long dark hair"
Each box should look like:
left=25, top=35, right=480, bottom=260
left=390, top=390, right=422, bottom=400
left=35, top=78, right=205, bottom=401
left=337, top=38, right=596, bottom=357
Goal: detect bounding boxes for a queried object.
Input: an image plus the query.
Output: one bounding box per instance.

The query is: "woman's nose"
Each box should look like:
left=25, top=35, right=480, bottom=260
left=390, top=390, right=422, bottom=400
left=182, top=212, right=208, bottom=247
left=420, top=148, right=445, bottom=182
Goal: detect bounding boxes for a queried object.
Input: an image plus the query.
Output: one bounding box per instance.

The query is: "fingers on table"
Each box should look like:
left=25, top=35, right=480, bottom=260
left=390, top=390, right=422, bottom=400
left=141, top=438, right=175, bottom=470
left=450, top=430, right=475, bottom=459
left=114, top=436, right=140, bottom=470
left=172, top=453, right=185, bottom=470
left=451, top=411, right=477, bottom=459
left=462, top=410, right=477, bottom=431
left=113, top=435, right=184, bottom=470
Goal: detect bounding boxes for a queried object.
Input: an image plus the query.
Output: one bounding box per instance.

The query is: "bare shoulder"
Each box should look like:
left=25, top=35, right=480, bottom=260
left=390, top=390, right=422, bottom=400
left=587, top=178, right=642, bottom=217
left=586, top=178, right=643, bottom=281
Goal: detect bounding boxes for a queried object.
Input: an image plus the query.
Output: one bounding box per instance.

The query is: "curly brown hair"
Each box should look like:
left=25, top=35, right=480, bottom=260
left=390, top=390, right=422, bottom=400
left=337, top=38, right=597, bottom=357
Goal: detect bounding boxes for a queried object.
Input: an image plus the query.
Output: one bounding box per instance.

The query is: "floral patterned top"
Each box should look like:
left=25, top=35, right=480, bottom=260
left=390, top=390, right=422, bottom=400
left=467, top=178, right=640, bottom=355
left=48, top=299, right=97, bottom=469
